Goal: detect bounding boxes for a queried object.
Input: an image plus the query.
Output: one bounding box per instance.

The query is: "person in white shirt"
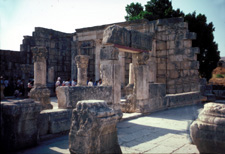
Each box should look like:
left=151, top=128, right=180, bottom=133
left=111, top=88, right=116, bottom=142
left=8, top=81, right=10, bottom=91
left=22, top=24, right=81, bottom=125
left=55, top=77, right=61, bottom=87
left=88, top=79, right=93, bottom=86
left=72, top=79, right=77, bottom=86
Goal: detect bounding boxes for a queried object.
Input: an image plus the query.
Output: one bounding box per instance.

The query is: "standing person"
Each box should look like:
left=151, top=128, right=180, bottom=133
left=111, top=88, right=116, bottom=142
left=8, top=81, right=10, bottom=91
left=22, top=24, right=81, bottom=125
left=3, top=77, right=9, bottom=96
left=55, top=77, right=61, bottom=88
left=64, top=78, right=71, bottom=86
left=88, top=79, right=93, bottom=86
left=97, top=79, right=102, bottom=86
left=72, top=79, right=77, bottom=86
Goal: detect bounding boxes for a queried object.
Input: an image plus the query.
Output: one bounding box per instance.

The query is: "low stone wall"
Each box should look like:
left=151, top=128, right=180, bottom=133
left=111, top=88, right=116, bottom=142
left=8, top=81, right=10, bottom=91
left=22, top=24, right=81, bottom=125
left=0, top=99, right=41, bottom=152
left=38, top=109, right=72, bottom=138
left=165, top=91, right=201, bottom=108
left=56, top=86, right=112, bottom=109
left=123, top=83, right=201, bottom=114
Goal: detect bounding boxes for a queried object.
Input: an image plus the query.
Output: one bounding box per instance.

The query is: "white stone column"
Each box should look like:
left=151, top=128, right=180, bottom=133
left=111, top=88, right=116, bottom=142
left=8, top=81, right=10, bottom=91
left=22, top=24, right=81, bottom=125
left=95, top=39, right=102, bottom=81
left=129, top=63, right=134, bottom=85
left=30, top=47, right=52, bottom=110
left=75, top=55, right=89, bottom=86
left=119, top=51, right=125, bottom=86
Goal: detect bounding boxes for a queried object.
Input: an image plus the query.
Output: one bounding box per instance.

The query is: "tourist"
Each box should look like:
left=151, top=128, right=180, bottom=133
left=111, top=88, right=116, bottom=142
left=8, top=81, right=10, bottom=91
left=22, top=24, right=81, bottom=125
left=64, top=78, right=71, bottom=86
left=88, top=79, right=93, bottom=86
left=55, top=77, right=61, bottom=87
left=72, top=79, right=77, bottom=86
left=97, top=79, right=102, bottom=86
left=3, top=77, right=9, bottom=96
left=27, top=80, right=33, bottom=92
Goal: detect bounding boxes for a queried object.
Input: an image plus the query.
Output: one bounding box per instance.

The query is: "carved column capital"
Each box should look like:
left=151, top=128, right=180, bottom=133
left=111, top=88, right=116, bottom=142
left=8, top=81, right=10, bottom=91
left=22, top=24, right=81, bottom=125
left=75, top=55, right=90, bottom=68
left=133, top=52, right=150, bottom=65
left=31, top=47, right=48, bottom=62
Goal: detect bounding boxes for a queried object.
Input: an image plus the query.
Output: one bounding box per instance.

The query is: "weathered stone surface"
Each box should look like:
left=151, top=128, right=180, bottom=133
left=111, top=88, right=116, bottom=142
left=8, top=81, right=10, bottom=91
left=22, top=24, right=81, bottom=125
left=1, top=99, right=41, bottom=152
left=30, top=85, right=52, bottom=110
left=56, top=86, right=113, bottom=108
left=30, top=47, right=52, bottom=110
left=102, top=25, right=152, bottom=51
left=190, top=102, right=225, bottom=154
left=100, top=46, right=119, bottom=60
left=69, top=100, right=122, bottom=154
left=131, top=30, right=152, bottom=51
left=75, top=55, right=90, bottom=86
left=102, top=25, right=131, bottom=46
left=38, top=109, right=72, bottom=136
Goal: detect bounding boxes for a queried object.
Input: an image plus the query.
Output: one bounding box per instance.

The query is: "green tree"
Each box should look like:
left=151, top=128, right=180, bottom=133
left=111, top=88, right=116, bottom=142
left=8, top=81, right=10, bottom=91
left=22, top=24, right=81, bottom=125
left=125, top=0, right=220, bottom=81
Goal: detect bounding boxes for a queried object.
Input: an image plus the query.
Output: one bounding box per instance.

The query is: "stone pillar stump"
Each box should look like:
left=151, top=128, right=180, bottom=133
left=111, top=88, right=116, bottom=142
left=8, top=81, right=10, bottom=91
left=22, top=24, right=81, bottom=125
left=69, top=100, right=122, bottom=154
left=100, top=46, right=122, bottom=118
left=29, top=47, right=53, bottom=110
left=133, top=52, right=150, bottom=113
left=190, top=102, right=225, bottom=154
left=75, top=55, right=90, bottom=86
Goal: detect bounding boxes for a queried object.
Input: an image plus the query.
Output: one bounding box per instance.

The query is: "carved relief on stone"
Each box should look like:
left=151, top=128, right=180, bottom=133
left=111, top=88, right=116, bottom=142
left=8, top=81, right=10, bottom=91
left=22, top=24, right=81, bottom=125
left=31, top=47, right=48, bottom=62
left=75, top=55, right=90, bottom=68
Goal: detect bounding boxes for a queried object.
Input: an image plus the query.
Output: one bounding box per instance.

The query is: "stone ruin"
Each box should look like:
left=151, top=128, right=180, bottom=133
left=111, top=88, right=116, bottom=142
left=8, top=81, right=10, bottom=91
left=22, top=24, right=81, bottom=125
left=0, top=17, right=203, bottom=153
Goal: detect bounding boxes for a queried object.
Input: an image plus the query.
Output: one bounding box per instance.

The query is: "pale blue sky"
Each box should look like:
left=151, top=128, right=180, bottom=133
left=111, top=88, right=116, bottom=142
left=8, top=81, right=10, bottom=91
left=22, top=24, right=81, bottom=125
left=0, top=0, right=224, bottom=57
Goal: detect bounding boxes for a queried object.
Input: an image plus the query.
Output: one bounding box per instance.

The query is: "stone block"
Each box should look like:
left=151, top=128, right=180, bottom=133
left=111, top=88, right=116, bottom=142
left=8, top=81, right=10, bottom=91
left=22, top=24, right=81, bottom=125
left=48, top=109, right=72, bottom=134
left=184, top=32, right=196, bottom=40
left=131, top=30, right=152, bottom=51
left=169, top=70, right=180, bottom=79
left=184, top=40, right=192, bottom=48
left=56, top=86, right=113, bottom=108
left=167, top=41, right=175, bottom=49
left=157, top=41, right=167, bottom=50
left=102, top=25, right=131, bottom=46
left=69, top=100, right=122, bottom=154
left=135, top=65, right=149, bottom=100
left=100, top=46, right=119, bottom=60
left=1, top=99, right=41, bottom=152
left=190, top=103, right=225, bottom=154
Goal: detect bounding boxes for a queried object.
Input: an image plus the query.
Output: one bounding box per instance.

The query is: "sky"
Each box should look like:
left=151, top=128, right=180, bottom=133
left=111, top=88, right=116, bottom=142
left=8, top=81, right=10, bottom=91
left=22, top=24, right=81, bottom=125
left=0, top=0, right=225, bottom=57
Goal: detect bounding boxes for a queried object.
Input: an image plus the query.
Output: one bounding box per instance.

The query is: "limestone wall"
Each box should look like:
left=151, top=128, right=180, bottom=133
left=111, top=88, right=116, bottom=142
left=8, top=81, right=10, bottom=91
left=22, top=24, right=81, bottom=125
left=21, top=27, right=73, bottom=82
left=0, top=50, right=28, bottom=80
left=153, top=18, right=199, bottom=94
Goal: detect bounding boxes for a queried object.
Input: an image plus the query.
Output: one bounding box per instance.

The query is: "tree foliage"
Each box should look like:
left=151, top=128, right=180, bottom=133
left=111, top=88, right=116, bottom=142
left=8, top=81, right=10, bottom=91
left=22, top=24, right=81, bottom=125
left=125, top=0, right=220, bottom=81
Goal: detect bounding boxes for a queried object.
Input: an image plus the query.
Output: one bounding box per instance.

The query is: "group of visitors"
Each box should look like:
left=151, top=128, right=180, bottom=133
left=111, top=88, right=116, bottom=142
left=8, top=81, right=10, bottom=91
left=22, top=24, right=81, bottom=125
left=55, top=77, right=102, bottom=87
left=0, top=76, right=28, bottom=97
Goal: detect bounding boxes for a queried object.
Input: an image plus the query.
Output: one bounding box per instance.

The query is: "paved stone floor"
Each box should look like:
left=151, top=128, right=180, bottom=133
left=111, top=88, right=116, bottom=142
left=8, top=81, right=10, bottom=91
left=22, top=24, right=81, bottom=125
left=17, top=101, right=202, bottom=154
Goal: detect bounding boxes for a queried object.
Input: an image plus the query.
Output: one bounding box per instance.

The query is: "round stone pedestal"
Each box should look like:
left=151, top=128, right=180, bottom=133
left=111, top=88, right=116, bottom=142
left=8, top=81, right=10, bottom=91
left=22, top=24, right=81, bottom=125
left=190, top=102, right=225, bottom=154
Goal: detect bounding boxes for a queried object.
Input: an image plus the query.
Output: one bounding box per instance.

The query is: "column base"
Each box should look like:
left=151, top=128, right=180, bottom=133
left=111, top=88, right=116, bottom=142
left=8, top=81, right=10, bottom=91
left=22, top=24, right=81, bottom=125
left=30, top=85, right=53, bottom=110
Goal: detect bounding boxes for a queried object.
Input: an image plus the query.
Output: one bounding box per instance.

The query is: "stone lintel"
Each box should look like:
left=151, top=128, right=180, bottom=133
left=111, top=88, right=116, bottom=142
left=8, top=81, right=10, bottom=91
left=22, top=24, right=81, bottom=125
left=102, top=25, right=152, bottom=51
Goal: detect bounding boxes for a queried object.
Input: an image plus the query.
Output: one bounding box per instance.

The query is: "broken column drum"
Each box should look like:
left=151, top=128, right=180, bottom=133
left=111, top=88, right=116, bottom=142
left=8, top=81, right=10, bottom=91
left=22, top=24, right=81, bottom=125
left=75, top=55, right=90, bottom=86
left=29, top=47, right=53, bottom=110
left=190, top=102, right=225, bottom=154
